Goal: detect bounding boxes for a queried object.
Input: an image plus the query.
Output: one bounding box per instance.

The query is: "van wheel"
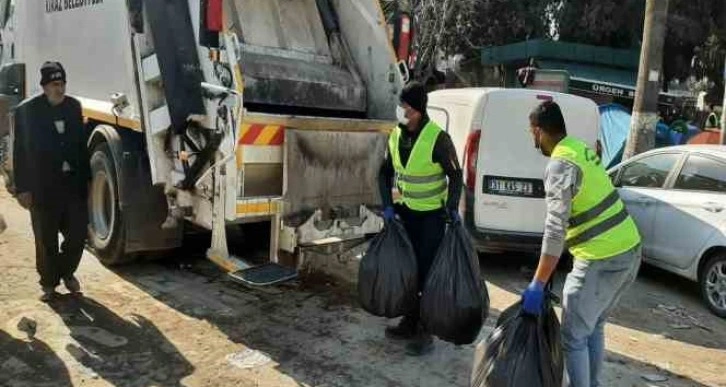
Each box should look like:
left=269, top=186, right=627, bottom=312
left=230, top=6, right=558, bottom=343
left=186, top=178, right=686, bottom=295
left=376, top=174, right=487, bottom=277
left=700, top=253, right=726, bottom=318
left=88, top=142, right=134, bottom=265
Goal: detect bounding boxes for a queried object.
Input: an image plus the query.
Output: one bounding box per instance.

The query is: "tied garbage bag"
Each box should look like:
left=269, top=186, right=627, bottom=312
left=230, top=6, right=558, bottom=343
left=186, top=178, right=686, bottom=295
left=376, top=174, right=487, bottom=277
left=358, top=219, right=418, bottom=318
left=471, top=299, right=563, bottom=387
left=421, top=222, right=489, bottom=345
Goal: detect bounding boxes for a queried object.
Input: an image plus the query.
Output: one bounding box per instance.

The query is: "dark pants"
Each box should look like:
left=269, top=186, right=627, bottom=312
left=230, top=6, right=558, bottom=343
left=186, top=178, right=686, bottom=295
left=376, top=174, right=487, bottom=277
left=396, top=205, right=447, bottom=326
left=30, top=184, right=88, bottom=288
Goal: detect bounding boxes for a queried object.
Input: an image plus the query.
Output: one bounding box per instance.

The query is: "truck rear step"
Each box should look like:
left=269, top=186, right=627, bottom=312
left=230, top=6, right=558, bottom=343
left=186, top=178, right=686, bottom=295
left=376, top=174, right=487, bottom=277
left=228, top=263, right=299, bottom=286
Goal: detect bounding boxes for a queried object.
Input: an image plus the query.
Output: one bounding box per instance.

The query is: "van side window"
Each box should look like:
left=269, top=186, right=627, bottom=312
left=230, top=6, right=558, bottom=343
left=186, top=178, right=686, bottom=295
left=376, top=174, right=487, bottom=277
left=427, top=107, right=449, bottom=132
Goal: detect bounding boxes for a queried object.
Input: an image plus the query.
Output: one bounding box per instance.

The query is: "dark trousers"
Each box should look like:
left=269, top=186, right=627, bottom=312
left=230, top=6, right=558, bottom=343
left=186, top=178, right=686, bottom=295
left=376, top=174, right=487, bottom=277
left=396, top=205, right=446, bottom=326
left=30, top=184, right=88, bottom=288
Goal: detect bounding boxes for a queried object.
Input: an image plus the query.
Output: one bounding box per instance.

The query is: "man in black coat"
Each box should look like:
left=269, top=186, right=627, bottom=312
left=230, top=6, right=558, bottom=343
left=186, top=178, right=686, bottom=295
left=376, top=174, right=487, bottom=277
left=13, top=62, right=90, bottom=302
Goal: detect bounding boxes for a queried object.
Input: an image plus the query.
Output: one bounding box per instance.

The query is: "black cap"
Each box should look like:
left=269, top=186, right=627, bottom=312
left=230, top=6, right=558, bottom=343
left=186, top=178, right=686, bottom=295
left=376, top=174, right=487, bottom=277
left=400, top=81, right=427, bottom=114
left=40, top=61, right=66, bottom=86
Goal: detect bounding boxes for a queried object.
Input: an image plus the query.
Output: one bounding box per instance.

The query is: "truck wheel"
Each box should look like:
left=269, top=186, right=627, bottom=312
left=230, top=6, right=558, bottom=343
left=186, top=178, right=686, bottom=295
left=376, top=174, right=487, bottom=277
left=88, top=142, right=133, bottom=265
left=700, top=253, right=726, bottom=318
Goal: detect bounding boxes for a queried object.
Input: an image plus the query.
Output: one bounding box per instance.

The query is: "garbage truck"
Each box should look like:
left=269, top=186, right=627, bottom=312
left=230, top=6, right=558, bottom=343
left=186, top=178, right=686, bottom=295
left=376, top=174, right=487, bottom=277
left=0, top=0, right=404, bottom=285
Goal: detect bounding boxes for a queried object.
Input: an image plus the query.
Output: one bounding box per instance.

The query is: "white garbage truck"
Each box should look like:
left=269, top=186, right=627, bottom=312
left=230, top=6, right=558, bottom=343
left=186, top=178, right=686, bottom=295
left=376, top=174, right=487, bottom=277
left=0, top=0, right=403, bottom=285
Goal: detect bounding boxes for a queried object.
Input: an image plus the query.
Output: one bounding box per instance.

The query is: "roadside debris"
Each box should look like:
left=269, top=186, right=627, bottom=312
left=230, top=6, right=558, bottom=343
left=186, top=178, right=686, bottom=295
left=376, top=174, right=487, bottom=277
left=641, top=373, right=669, bottom=383
left=655, top=304, right=712, bottom=332
left=16, top=317, right=37, bottom=340
left=226, top=349, right=273, bottom=370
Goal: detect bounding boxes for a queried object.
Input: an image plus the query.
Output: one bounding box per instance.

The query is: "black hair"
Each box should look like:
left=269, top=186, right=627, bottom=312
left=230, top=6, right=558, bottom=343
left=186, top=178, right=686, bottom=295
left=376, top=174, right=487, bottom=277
left=529, top=100, right=567, bottom=136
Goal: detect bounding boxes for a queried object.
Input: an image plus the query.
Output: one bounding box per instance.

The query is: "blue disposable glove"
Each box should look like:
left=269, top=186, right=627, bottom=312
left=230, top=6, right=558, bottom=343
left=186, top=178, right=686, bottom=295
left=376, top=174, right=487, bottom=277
left=383, top=206, right=396, bottom=222
left=448, top=208, right=461, bottom=224
left=521, top=280, right=545, bottom=316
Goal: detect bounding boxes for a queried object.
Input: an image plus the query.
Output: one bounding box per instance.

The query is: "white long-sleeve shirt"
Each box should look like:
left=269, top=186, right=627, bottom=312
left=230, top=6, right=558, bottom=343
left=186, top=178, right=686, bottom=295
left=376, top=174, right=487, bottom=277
left=541, top=159, right=583, bottom=258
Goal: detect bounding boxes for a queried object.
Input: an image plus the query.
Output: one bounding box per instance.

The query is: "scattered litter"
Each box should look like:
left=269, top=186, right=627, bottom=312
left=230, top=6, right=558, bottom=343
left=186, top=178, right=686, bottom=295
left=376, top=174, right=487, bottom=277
left=641, top=373, right=668, bottom=383
left=659, top=304, right=678, bottom=312
left=16, top=317, right=37, bottom=339
left=655, top=304, right=712, bottom=332
left=669, top=323, right=691, bottom=330
left=226, top=349, right=272, bottom=370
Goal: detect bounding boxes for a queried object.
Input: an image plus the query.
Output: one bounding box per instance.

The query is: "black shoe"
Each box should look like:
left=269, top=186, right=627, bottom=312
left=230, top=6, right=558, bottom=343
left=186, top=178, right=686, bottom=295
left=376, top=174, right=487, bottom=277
left=385, top=317, right=418, bottom=340
left=40, top=287, right=59, bottom=303
left=405, top=333, right=434, bottom=356
left=63, top=276, right=82, bottom=294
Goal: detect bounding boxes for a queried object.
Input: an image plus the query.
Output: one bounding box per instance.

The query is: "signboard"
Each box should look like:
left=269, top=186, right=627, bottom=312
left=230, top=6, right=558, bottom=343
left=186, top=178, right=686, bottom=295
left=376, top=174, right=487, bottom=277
left=570, top=78, right=636, bottom=99
left=524, top=69, right=570, bottom=93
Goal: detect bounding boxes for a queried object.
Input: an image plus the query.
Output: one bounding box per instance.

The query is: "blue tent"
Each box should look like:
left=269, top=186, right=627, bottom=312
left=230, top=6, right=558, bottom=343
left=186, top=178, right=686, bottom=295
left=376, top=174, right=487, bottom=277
left=598, top=104, right=631, bottom=169
left=598, top=104, right=697, bottom=169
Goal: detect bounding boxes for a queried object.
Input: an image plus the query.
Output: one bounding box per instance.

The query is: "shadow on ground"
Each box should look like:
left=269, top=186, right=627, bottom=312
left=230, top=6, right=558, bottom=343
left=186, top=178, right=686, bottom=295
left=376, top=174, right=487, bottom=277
left=0, top=329, right=72, bottom=386
left=481, top=252, right=726, bottom=350
left=47, top=294, right=194, bottom=386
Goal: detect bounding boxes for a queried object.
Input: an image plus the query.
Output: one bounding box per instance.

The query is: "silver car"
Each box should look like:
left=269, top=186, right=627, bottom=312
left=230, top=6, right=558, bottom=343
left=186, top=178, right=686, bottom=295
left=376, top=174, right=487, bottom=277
left=609, top=145, right=726, bottom=317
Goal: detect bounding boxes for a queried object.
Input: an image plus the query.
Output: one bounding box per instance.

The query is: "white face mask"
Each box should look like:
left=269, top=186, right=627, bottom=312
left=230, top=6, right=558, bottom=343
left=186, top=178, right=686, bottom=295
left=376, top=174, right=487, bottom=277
left=396, top=106, right=410, bottom=126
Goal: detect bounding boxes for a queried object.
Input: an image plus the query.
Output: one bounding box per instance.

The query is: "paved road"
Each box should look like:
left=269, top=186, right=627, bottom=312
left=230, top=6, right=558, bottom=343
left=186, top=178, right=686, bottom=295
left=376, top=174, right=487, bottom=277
left=1, top=186, right=725, bottom=387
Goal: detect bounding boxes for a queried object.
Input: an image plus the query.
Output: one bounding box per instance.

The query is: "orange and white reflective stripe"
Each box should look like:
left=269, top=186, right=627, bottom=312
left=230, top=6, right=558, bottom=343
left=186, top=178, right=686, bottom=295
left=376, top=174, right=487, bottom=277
left=235, top=198, right=282, bottom=217
left=239, top=123, right=285, bottom=146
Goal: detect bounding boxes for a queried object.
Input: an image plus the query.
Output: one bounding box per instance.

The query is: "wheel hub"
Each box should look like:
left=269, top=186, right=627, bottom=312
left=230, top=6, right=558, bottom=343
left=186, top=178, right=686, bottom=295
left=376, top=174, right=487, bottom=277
left=91, top=169, right=116, bottom=243
left=705, top=261, right=726, bottom=311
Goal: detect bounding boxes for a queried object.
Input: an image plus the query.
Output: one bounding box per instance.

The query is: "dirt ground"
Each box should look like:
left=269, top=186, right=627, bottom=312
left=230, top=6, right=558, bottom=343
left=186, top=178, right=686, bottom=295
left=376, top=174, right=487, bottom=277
left=1, top=183, right=725, bottom=387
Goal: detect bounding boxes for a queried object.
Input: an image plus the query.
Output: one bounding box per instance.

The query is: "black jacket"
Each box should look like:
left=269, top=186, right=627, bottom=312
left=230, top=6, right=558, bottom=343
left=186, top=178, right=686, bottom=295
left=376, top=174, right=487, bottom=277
left=379, top=116, right=463, bottom=212
left=13, top=94, right=90, bottom=202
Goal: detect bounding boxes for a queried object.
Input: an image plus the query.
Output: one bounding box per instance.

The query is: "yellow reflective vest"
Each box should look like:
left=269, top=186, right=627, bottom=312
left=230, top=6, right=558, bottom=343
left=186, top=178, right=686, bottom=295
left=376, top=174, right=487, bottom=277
left=389, top=121, right=447, bottom=212
left=552, top=137, right=641, bottom=260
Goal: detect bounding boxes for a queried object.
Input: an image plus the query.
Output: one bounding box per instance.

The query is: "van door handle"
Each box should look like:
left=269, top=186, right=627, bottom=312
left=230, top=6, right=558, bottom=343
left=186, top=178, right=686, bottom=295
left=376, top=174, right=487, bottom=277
left=703, top=202, right=724, bottom=213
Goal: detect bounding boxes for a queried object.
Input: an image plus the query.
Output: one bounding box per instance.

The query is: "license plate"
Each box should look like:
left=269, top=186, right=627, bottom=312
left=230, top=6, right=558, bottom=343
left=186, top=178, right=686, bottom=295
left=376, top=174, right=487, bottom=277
left=488, top=179, right=534, bottom=196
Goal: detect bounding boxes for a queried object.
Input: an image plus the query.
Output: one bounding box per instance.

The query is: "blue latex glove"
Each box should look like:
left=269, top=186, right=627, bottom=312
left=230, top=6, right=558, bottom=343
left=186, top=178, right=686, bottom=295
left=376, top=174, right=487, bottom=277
left=448, top=208, right=461, bottom=224
left=522, top=280, right=545, bottom=316
left=383, top=206, right=396, bottom=222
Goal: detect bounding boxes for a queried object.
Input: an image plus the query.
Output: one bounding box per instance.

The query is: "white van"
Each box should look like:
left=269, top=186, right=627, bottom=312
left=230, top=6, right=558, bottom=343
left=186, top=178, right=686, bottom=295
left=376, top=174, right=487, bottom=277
left=428, top=88, right=600, bottom=253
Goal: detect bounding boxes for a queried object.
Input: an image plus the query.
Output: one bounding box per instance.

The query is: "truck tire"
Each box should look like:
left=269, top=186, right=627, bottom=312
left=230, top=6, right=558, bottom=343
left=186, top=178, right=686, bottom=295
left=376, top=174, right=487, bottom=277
left=88, top=142, right=134, bottom=265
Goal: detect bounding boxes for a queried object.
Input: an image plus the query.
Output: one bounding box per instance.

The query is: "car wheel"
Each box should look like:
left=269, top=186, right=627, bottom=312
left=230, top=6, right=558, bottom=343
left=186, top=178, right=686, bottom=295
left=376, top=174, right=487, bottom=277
left=700, top=253, right=726, bottom=318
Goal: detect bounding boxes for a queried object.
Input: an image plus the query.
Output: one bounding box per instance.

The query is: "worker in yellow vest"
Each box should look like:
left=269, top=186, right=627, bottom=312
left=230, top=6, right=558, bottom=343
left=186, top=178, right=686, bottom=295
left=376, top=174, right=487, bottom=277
left=522, top=101, right=642, bottom=387
left=378, top=82, right=463, bottom=356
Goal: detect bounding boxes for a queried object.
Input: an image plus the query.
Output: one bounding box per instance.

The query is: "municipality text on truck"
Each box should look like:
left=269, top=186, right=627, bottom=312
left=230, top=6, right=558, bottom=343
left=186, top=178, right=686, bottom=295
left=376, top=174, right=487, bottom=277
left=0, top=0, right=404, bottom=284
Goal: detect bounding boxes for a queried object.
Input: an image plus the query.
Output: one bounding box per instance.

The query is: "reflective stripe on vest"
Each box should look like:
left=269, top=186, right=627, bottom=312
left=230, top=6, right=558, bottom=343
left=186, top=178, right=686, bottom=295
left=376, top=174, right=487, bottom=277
left=389, top=121, right=447, bottom=212
left=568, top=190, right=620, bottom=228
left=397, top=172, right=447, bottom=184
left=552, top=136, right=641, bottom=260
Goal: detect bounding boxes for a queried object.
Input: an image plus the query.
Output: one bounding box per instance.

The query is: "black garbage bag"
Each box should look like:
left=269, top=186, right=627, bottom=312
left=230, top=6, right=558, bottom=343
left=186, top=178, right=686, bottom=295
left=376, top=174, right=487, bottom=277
left=357, top=219, right=418, bottom=318
left=471, top=299, right=564, bottom=387
left=420, top=222, right=489, bottom=345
